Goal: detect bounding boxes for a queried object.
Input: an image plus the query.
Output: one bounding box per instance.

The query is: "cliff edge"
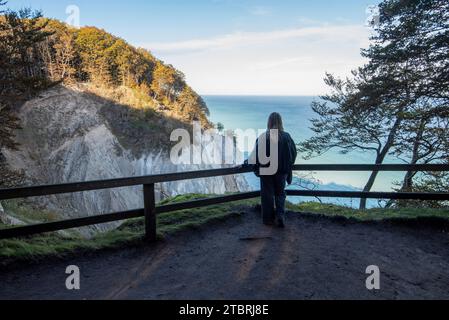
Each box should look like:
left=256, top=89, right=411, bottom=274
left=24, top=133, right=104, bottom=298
left=2, top=84, right=248, bottom=234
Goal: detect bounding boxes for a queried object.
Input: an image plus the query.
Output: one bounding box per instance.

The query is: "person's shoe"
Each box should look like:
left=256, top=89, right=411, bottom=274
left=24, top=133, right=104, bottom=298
left=275, top=216, right=285, bottom=228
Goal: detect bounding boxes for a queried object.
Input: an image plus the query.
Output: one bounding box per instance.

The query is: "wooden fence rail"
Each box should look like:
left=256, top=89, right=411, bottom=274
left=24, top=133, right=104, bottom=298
left=0, top=164, right=448, bottom=240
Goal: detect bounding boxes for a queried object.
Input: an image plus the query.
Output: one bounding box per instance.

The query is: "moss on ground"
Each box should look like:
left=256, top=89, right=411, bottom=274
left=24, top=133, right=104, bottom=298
left=0, top=194, right=256, bottom=264
left=288, top=202, right=449, bottom=221
left=1, top=194, right=448, bottom=265
left=1, top=199, right=60, bottom=224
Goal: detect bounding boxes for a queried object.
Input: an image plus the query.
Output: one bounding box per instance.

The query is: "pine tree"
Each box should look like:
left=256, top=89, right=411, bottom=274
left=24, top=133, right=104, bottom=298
left=300, top=0, right=449, bottom=209
left=0, top=3, right=51, bottom=158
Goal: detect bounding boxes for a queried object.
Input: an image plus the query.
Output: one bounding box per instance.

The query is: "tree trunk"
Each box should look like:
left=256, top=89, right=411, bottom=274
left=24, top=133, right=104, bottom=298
left=359, top=155, right=383, bottom=210
left=400, top=118, right=426, bottom=192
left=359, top=114, right=403, bottom=209
left=386, top=117, right=428, bottom=208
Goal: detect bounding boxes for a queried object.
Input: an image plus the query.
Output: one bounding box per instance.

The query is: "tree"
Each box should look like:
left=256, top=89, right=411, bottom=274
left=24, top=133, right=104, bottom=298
left=0, top=6, right=51, bottom=95
left=0, top=3, right=213, bottom=165
left=217, top=122, right=225, bottom=132
left=0, top=103, right=21, bottom=152
left=300, top=0, right=449, bottom=209
left=364, top=0, right=449, bottom=103
left=151, top=62, right=185, bottom=104
left=0, top=2, right=17, bottom=151
left=392, top=107, right=449, bottom=192
left=364, top=0, right=449, bottom=205
left=175, top=85, right=210, bottom=127
left=0, top=3, right=51, bottom=159
left=412, top=171, right=449, bottom=208
left=299, top=69, right=409, bottom=209
left=75, top=27, right=117, bottom=84
left=38, top=19, right=77, bottom=82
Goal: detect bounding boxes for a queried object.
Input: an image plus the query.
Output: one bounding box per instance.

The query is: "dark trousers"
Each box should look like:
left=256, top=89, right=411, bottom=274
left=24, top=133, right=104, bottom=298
left=260, top=174, right=287, bottom=223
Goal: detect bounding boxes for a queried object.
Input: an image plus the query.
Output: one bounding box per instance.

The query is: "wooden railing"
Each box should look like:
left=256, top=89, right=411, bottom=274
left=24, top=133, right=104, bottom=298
left=0, top=164, right=448, bottom=240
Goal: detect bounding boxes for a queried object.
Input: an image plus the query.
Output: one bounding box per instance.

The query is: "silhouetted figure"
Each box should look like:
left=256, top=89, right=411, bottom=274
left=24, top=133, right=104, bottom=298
left=249, top=113, right=297, bottom=228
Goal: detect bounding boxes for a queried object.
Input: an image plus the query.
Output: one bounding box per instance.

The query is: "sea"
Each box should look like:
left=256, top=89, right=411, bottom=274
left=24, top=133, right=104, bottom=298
left=203, top=95, right=404, bottom=208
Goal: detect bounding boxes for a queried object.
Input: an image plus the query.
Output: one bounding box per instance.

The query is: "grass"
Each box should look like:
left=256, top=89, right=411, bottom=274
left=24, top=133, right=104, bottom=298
left=2, top=199, right=60, bottom=224
left=1, top=194, right=448, bottom=265
left=0, top=194, right=255, bottom=265
left=288, top=201, right=449, bottom=221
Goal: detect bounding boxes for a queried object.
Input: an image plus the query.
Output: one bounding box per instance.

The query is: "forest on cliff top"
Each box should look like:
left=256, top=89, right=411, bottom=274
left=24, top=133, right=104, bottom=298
left=0, top=4, right=211, bottom=161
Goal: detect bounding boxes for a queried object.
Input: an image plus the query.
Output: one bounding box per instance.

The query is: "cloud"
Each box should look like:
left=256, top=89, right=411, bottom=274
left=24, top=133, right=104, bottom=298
left=249, top=6, right=271, bottom=16
left=297, top=17, right=325, bottom=26
left=249, top=57, right=312, bottom=71
left=143, top=24, right=369, bottom=54
left=140, top=24, right=371, bottom=95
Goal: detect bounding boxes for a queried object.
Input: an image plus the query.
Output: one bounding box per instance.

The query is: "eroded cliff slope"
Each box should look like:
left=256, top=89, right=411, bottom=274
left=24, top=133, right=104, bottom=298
left=2, top=85, right=248, bottom=233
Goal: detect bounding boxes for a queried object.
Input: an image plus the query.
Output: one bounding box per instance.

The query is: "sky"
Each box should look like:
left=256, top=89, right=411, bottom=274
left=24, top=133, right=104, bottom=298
left=7, top=0, right=382, bottom=95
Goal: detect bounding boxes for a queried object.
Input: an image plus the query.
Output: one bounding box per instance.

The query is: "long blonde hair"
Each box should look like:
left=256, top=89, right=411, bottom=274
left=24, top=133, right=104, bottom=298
left=267, top=112, right=284, bottom=132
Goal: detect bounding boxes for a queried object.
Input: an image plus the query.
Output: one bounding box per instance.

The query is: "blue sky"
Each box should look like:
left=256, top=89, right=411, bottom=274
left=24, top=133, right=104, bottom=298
left=7, top=0, right=381, bottom=95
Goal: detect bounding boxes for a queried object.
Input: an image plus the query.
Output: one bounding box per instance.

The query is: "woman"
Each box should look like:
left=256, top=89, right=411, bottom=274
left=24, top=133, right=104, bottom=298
left=250, top=113, right=297, bottom=228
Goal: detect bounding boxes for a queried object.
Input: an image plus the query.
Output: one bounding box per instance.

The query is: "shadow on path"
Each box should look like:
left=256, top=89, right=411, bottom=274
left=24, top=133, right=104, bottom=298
left=0, top=209, right=448, bottom=300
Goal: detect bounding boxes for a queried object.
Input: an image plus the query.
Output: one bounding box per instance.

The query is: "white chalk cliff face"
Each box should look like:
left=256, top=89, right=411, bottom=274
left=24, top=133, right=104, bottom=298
left=3, top=85, right=248, bottom=232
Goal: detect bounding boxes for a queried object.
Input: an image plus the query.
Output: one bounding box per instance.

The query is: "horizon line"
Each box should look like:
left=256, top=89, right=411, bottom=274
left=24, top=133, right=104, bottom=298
left=200, top=93, right=322, bottom=97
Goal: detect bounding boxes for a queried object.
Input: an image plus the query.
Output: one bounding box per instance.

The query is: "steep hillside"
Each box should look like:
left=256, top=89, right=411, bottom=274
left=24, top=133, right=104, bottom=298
left=0, top=13, right=248, bottom=235
left=2, top=84, right=248, bottom=234
left=1, top=14, right=211, bottom=162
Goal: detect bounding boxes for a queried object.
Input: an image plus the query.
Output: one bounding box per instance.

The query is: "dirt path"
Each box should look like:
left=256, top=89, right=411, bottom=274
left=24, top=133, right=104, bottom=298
left=1, top=210, right=448, bottom=300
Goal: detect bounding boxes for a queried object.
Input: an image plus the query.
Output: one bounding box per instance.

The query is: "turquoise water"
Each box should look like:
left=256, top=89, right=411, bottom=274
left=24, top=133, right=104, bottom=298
left=203, top=95, right=403, bottom=208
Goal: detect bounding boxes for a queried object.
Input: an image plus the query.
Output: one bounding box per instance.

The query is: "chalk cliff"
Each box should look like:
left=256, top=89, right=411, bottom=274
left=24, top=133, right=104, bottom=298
left=2, top=85, right=248, bottom=233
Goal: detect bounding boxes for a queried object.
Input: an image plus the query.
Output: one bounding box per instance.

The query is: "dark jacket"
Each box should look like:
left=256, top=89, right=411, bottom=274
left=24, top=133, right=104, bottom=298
left=251, top=131, right=297, bottom=184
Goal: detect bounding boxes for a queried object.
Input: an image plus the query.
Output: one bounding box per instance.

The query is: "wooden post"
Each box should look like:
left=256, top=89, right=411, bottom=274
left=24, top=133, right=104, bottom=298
left=143, top=184, right=156, bottom=242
